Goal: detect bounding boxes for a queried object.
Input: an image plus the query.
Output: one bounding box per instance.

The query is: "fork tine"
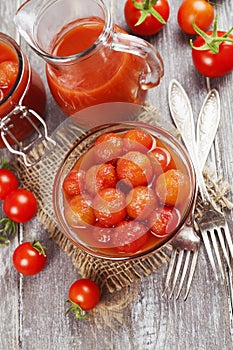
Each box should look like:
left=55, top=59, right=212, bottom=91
left=223, top=223, right=233, bottom=259
left=201, top=230, right=219, bottom=281
left=209, top=229, right=225, bottom=280
left=184, top=249, right=199, bottom=300
left=176, top=250, right=191, bottom=299
left=217, top=228, right=231, bottom=269
left=169, top=250, right=184, bottom=298
left=163, top=249, right=177, bottom=296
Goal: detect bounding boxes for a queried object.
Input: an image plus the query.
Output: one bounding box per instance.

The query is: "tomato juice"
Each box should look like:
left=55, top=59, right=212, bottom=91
left=46, top=17, right=148, bottom=116
left=0, top=34, right=46, bottom=148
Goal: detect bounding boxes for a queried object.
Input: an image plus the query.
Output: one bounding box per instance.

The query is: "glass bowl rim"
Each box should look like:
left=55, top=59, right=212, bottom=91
left=53, top=120, right=197, bottom=261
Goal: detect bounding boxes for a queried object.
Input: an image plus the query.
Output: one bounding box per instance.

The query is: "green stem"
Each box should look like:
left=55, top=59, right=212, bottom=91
left=191, top=14, right=233, bottom=54
left=65, top=300, right=87, bottom=319
left=144, top=0, right=150, bottom=10
left=132, top=0, right=165, bottom=26
left=32, top=241, right=47, bottom=256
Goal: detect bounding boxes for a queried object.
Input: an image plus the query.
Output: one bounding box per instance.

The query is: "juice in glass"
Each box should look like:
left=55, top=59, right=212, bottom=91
left=46, top=18, right=148, bottom=115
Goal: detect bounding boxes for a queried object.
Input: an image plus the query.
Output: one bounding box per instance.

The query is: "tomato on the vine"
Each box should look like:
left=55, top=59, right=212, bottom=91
left=191, top=16, right=233, bottom=78
left=4, top=188, right=37, bottom=223
left=177, top=0, right=214, bottom=35
left=13, top=241, right=47, bottom=275
left=0, top=168, right=18, bottom=200
left=124, top=0, right=170, bottom=36
left=66, top=279, right=100, bottom=318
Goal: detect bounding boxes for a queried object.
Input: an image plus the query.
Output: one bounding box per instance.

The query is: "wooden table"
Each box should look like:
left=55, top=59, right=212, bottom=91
left=1, top=1, right=233, bottom=349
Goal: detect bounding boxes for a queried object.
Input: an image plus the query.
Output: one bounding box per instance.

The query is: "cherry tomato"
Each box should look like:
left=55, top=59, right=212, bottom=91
left=123, top=128, right=153, bottom=152
left=124, top=0, right=170, bottom=36
left=191, top=31, right=233, bottom=78
left=4, top=189, right=37, bottom=223
left=0, top=61, right=18, bottom=90
left=94, top=132, right=124, bottom=163
left=0, top=168, right=18, bottom=200
left=62, top=170, right=86, bottom=197
left=155, top=169, right=190, bottom=207
left=68, top=279, right=100, bottom=311
left=65, top=194, right=96, bottom=227
left=126, top=186, right=157, bottom=220
left=149, top=206, right=180, bottom=236
left=13, top=241, right=46, bottom=275
left=93, top=188, right=126, bottom=227
left=113, top=220, right=150, bottom=253
left=177, top=0, right=214, bottom=35
left=148, top=147, right=171, bottom=175
left=116, top=151, right=153, bottom=187
left=85, top=163, right=117, bottom=196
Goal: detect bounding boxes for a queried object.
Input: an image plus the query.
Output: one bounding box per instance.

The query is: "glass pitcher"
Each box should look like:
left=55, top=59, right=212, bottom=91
left=14, top=0, right=164, bottom=117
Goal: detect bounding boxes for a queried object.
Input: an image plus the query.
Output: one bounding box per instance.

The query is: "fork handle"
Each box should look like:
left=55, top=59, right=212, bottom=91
left=196, top=89, right=220, bottom=171
left=168, top=80, right=220, bottom=204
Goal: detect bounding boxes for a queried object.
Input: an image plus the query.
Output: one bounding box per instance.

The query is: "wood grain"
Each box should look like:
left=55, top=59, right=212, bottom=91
left=0, top=1, right=232, bottom=349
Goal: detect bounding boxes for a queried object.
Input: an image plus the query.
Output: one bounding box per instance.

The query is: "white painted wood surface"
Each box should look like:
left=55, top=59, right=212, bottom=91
left=0, top=1, right=233, bottom=349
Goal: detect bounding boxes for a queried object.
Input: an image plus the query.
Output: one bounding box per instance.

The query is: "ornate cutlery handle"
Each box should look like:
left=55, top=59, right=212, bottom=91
left=168, top=79, right=220, bottom=204
left=196, top=89, right=220, bottom=170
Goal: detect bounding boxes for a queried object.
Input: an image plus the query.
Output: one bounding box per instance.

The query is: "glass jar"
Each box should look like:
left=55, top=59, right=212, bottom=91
left=0, top=32, right=47, bottom=158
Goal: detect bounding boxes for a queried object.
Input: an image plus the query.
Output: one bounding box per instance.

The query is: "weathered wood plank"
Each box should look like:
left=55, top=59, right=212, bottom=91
left=0, top=1, right=232, bottom=349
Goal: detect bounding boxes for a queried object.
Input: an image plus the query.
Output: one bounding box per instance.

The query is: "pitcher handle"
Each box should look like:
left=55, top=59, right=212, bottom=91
left=111, top=31, right=164, bottom=90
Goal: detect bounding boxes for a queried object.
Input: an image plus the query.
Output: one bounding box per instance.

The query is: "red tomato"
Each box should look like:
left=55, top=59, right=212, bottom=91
left=113, top=220, right=150, bottom=253
left=68, top=279, right=100, bottom=312
left=126, top=186, right=157, bottom=220
left=13, top=241, right=46, bottom=275
left=148, top=147, right=171, bottom=175
left=94, top=132, right=124, bottom=163
left=85, top=163, right=117, bottom=196
left=177, top=0, right=214, bottom=35
left=124, top=0, right=170, bottom=36
left=0, top=168, right=18, bottom=200
left=116, top=151, right=153, bottom=187
left=149, top=206, right=180, bottom=236
left=123, top=128, right=153, bottom=152
left=155, top=169, right=190, bottom=207
left=65, top=194, right=96, bottom=227
left=191, top=31, right=233, bottom=78
left=0, top=61, right=18, bottom=89
left=93, top=188, right=126, bottom=227
left=4, top=189, right=37, bottom=223
left=62, top=170, right=86, bottom=197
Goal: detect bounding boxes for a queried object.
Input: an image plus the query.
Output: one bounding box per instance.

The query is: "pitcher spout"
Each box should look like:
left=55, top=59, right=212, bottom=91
left=14, top=0, right=59, bottom=63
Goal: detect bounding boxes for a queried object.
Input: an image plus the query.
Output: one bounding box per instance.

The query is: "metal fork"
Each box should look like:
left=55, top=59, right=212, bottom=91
left=163, top=80, right=221, bottom=299
left=170, top=79, right=233, bottom=281
left=163, top=221, right=200, bottom=300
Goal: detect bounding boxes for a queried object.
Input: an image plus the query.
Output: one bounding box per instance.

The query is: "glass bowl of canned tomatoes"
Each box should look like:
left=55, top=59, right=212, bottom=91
left=53, top=121, right=196, bottom=261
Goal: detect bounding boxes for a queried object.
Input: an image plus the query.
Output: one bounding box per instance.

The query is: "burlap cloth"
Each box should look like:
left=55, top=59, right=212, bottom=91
left=13, top=104, right=233, bottom=324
